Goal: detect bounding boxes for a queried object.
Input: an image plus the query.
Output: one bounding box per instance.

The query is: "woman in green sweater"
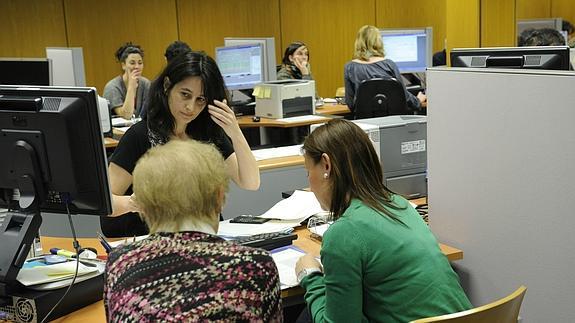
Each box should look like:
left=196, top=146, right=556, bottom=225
left=295, top=119, right=471, bottom=322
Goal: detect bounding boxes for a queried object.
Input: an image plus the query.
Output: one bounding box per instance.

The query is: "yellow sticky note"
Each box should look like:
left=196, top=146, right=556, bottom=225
left=252, top=86, right=261, bottom=98
left=263, top=87, right=271, bottom=98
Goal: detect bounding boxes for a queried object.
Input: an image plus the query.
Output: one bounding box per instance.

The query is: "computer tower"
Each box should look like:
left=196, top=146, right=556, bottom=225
left=359, top=115, right=427, bottom=198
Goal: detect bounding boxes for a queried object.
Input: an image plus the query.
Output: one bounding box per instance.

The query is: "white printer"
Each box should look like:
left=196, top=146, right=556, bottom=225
left=254, top=80, right=315, bottom=118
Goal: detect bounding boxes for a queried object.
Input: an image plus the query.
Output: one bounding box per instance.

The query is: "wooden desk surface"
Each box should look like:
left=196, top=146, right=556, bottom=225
left=316, top=103, right=350, bottom=116
left=237, top=115, right=333, bottom=128
left=44, top=225, right=461, bottom=322
left=105, top=104, right=350, bottom=147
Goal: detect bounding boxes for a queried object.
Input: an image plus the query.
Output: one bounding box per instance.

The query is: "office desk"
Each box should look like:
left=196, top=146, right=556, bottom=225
left=237, top=104, right=350, bottom=129
left=103, top=137, right=118, bottom=148
left=43, top=228, right=461, bottom=322
left=237, top=115, right=333, bottom=128
left=316, top=103, right=350, bottom=116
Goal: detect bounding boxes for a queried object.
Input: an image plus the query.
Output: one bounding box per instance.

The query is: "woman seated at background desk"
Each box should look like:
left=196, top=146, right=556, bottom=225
left=295, top=119, right=470, bottom=322
left=344, top=25, right=426, bottom=113
left=101, top=51, right=260, bottom=237
left=103, top=42, right=151, bottom=120
left=277, top=41, right=314, bottom=81
left=105, top=140, right=281, bottom=322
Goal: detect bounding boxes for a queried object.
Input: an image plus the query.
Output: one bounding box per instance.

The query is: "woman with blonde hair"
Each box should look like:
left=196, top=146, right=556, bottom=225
left=104, top=139, right=281, bottom=322
left=344, top=25, right=427, bottom=114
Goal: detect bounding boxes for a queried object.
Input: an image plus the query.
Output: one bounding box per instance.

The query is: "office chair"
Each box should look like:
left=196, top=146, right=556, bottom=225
left=353, top=77, right=409, bottom=119
left=411, top=285, right=527, bottom=323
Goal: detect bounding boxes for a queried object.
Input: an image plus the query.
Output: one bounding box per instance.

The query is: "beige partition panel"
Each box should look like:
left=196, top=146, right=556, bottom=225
left=552, top=0, right=575, bottom=28
left=516, top=0, right=551, bottom=19
left=64, top=0, right=179, bottom=93
left=177, top=0, right=281, bottom=60
left=0, top=0, right=67, bottom=57
left=376, top=0, right=447, bottom=54
left=280, top=0, right=375, bottom=98
left=445, top=0, right=480, bottom=65
left=481, top=0, right=516, bottom=47
left=427, top=67, right=575, bottom=322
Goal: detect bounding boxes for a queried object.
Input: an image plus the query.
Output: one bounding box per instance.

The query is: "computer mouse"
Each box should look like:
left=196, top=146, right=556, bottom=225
left=252, top=116, right=260, bottom=122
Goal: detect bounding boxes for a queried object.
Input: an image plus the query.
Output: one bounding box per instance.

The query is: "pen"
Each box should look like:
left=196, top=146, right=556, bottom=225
left=97, top=232, right=113, bottom=253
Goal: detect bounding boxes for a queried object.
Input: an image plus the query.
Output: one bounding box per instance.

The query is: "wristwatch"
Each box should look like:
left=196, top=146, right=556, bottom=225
left=297, top=267, right=322, bottom=283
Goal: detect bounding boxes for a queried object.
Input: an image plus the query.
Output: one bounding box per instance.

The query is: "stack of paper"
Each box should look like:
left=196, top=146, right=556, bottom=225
left=217, top=220, right=296, bottom=237
left=218, top=191, right=324, bottom=237
left=17, top=261, right=99, bottom=286
left=270, top=246, right=306, bottom=290
left=259, top=190, right=323, bottom=222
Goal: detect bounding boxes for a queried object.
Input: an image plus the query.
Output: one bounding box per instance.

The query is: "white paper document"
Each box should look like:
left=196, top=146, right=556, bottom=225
left=217, top=220, right=298, bottom=237
left=271, top=246, right=306, bottom=289
left=276, top=115, right=328, bottom=123
left=17, top=261, right=98, bottom=286
left=309, top=223, right=331, bottom=238
left=260, top=190, right=324, bottom=221
left=252, top=144, right=303, bottom=161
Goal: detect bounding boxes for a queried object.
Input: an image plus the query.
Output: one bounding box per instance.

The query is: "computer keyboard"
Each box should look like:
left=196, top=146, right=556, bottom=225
left=232, top=232, right=298, bottom=251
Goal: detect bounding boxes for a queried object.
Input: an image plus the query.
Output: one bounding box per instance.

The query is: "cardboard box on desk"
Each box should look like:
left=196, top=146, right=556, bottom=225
left=254, top=80, right=316, bottom=119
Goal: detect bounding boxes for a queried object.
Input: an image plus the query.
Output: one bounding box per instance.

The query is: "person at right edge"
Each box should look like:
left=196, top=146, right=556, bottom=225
left=295, top=119, right=471, bottom=322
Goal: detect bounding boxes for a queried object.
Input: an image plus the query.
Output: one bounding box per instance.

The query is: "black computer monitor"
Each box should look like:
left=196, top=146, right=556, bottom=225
left=215, top=43, right=264, bottom=91
left=380, top=28, right=433, bottom=73
left=0, top=58, right=53, bottom=86
left=0, top=85, right=112, bottom=286
left=450, top=46, right=571, bottom=70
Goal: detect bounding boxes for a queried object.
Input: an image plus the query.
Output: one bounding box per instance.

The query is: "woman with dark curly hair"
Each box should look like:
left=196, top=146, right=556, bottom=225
left=103, top=42, right=151, bottom=119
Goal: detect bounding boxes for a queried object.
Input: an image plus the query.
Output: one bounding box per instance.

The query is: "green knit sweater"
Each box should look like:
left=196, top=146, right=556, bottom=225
left=301, top=196, right=471, bottom=323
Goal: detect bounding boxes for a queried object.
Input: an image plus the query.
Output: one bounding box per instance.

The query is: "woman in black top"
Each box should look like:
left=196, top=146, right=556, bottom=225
left=101, top=51, right=260, bottom=237
left=344, top=25, right=427, bottom=113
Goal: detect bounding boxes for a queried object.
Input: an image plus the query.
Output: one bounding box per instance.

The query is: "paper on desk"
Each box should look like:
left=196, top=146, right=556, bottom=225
left=271, top=246, right=306, bottom=290
left=260, top=190, right=323, bottom=221
left=111, top=117, right=131, bottom=126
left=217, top=220, right=299, bottom=237
left=276, top=115, right=327, bottom=123
left=17, top=261, right=98, bottom=286
left=252, top=144, right=303, bottom=161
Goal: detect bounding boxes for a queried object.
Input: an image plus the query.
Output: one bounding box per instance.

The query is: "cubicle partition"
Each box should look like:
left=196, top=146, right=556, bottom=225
left=426, top=67, right=575, bottom=322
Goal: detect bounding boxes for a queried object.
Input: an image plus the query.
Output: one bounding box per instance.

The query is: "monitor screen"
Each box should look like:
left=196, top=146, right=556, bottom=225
left=0, top=85, right=112, bottom=215
left=380, top=28, right=433, bottom=73
left=224, top=37, right=277, bottom=82
left=450, top=46, right=571, bottom=70
left=216, top=44, right=264, bottom=91
left=0, top=58, right=52, bottom=86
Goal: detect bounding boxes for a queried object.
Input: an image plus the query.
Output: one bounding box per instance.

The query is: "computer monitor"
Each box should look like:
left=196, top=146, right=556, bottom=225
left=215, top=43, right=265, bottom=91
left=0, top=85, right=112, bottom=286
left=46, top=47, right=86, bottom=87
left=0, top=58, right=53, bottom=86
left=517, top=18, right=563, bottom=36
left=450, top=46, right=571, bottom=70
left=224, top=37, right=277, bottom=82
left=380, top=27, right=433, bottom=73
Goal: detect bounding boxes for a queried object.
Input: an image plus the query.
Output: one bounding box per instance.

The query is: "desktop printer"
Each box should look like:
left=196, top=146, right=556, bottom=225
left=357, top=116, right=428, bottom=198
left=254, top=80, right=315, bottom=119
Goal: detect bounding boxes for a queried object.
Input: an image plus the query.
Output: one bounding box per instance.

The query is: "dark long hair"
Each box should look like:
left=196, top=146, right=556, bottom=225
left=147, top=51, right=229, bottom=143
left=281, top=41, right=308, bottom=65
left=303, top=119, right=406, bottom=222
left=281, top=42, right=309, bottom=79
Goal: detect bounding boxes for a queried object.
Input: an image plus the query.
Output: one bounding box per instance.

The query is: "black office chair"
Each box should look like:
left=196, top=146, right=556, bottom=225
left=352, top=77, right=409, bottom=119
